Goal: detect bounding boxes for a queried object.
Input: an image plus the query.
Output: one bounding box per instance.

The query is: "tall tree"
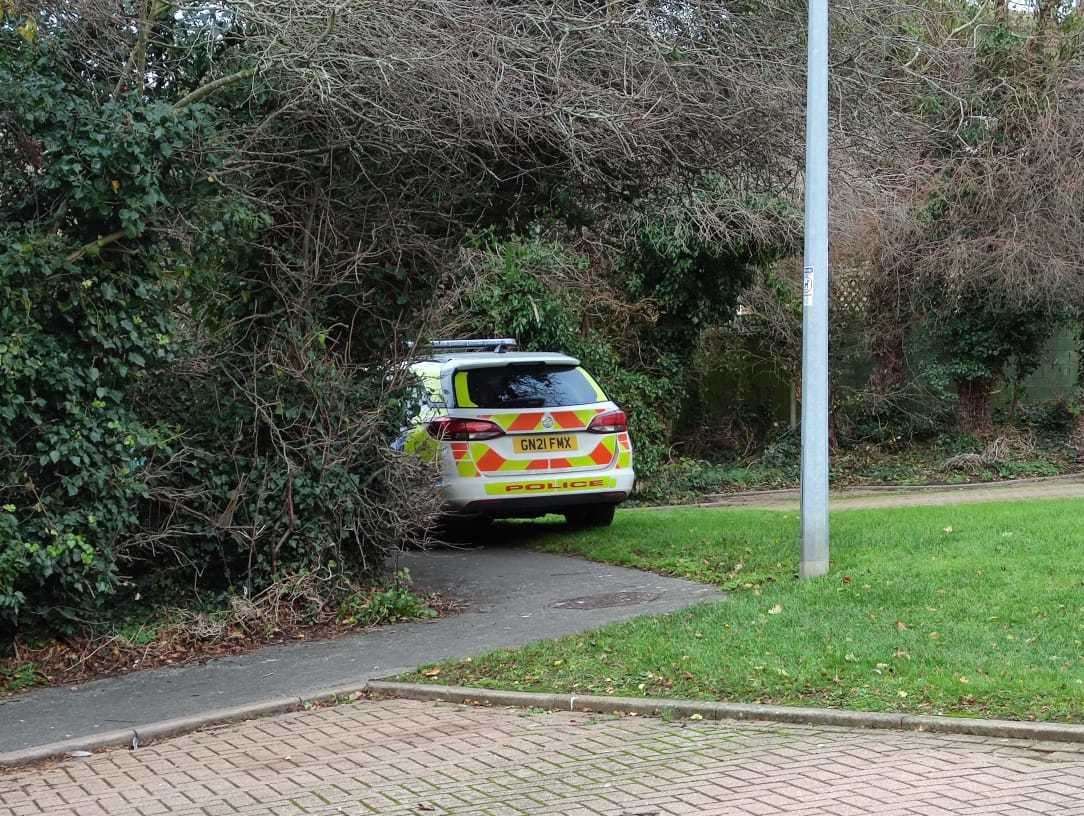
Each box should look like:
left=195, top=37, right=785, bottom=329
left=868, top=0, right=1084, bottom=434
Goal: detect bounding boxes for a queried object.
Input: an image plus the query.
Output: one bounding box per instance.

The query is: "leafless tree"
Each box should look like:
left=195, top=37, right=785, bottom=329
left=842, top=0, right=1084, bottom=434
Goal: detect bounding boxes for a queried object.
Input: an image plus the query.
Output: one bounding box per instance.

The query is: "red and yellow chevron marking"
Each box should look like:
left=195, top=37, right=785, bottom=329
left=478, top=408, right=606, bottom=433
left=616, top=432, right=633, bottom=469
left=448, top=442, right=480, bottom=476
left=467, top=436, right=618, bottom=474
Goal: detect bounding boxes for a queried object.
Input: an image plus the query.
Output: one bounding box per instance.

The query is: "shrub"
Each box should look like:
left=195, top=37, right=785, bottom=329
left=634, top=458, right=792, bottom=504
left=464, top=238, right=681, bottom=477
left=0, top=28, right=441, bottom=639
left=0, top=54, right=219, bottom=630
left=1013, top=400, right=1075, bottom=438
left=760, top=432, right=801, bottom=470
left=337, top=573, right=436, bottom=626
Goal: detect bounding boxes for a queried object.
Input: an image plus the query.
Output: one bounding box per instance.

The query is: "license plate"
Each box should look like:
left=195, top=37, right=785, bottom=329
left=514, top=434, right=579, bottom=454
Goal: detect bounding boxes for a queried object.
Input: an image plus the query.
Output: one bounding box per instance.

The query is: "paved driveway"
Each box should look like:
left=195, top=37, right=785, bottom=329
left=0, top=546, right=719, bottom=754
left=5, top=696, right=1084, bottom=815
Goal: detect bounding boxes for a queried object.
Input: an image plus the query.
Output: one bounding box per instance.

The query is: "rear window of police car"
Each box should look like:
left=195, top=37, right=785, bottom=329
left=459, top=365, right=599, bottom=408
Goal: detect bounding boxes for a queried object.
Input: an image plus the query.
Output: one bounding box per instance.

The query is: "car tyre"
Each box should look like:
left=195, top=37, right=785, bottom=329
left=565, top=504, right=616, bottom=529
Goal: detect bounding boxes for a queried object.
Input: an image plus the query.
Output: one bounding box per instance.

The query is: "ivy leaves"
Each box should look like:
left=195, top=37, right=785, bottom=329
left=0, top=26, right=232, bottom=633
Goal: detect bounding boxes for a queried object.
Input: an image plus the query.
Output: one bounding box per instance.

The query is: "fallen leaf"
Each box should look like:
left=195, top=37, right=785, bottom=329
left=928, top=632, right=941, bottom=640
left=111, top=179, right=121, bottom=193
left=896, top=620, right=908, bottom=631
left=422, top=667, right=442, bottom=677
left=17, top=16, right=38, bottom=43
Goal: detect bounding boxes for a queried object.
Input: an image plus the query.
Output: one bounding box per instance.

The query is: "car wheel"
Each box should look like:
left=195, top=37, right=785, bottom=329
left=565, top=504, right=616, bottom=529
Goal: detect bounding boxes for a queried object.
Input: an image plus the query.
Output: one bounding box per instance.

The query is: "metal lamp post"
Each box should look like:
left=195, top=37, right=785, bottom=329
left=799, top=0, right=830, bottom=578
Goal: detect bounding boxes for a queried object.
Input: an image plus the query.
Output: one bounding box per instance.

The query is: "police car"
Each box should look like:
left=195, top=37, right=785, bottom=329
left=400, top=338, right=634, bottom=527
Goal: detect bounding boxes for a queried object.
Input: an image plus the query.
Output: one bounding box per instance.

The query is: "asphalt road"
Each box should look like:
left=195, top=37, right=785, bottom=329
left=0, top=543, right=720, bottom=754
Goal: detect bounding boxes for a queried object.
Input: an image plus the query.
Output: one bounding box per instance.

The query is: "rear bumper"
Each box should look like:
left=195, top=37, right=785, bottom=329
left=441, top=467, right=635, bottom=518
left=458, top=490, right=627, bottom=519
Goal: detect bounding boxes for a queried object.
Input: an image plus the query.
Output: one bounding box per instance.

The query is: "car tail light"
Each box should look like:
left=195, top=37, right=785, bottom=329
left=587, top=410, right=627, bottom=434
left=427, top=417, right=504, bottom=441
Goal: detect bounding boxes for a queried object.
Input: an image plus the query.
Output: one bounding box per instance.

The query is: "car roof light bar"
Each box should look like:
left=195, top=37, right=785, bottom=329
left=422, top=338, right=518, bottom=353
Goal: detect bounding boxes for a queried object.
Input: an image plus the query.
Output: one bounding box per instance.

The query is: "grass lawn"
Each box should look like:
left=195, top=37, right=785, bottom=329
left=407, top=499, right=1084, bottom=722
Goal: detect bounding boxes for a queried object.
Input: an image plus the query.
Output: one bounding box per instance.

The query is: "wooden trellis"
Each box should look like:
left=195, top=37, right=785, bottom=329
left=830, top=266, right=868, bottom=316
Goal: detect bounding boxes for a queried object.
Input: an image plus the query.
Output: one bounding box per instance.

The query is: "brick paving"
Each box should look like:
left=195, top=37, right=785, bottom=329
left=4, top=698, right=1084, bottom=816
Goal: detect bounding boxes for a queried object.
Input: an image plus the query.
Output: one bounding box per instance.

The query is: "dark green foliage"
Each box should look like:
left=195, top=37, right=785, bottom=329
left=843, top=395, right=956, bottom=446
left=464, top=186, right=799, bottom=478
left=0, top=29, right=227, bottom=631
left=0, top=20, right=433, bottom=639
left=337, top=578, right=437, bottom=627
left=633, top=458, right=792, bottom=504
left=922, top=301, right=1055, bottom=391
left=465, top=239, right=682, bottom=477
left=7, top=0, right=1078, bottom=647
left=0, top=659, right=41, bottom=693
left=1013, top=401, right=1074, bottom=435
left=895, top=9, right=1084, bottom=430
left=627, top=228, right=755, bottom=347
left=678, top=270, right=802, bottom=454
left=626, top=188, right=798, bottom=351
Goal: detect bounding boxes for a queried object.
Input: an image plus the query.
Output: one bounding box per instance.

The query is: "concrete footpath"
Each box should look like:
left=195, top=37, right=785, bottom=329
left=694, top=472, right=1084, bottom=511
left=0, top=547, right=720, bottom=755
